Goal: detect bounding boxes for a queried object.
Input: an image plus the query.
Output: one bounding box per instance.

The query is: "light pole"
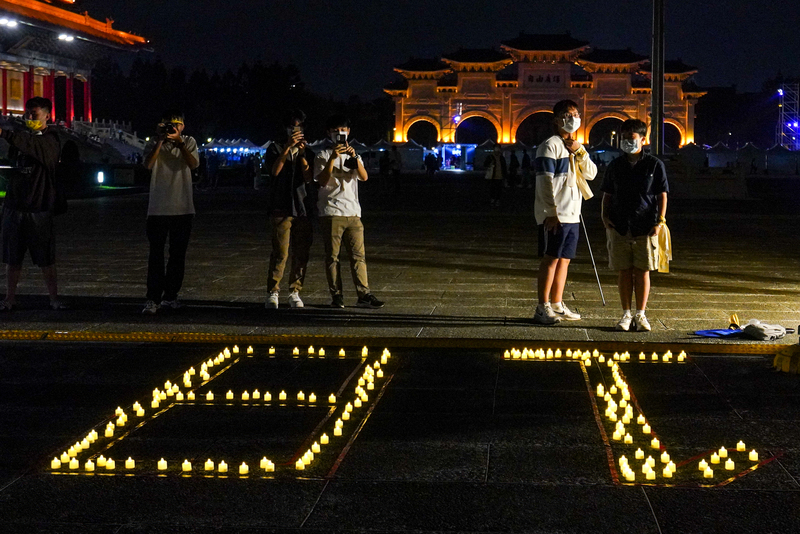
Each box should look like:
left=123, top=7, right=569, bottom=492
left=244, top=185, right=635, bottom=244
left=651, top=0, right=665, bottom=157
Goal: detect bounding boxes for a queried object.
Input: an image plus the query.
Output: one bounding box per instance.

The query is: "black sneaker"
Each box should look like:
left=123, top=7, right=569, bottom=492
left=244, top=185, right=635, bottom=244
left=356, top=293, right=385, bottom=309
left=331, top=294, right=345, bottom=308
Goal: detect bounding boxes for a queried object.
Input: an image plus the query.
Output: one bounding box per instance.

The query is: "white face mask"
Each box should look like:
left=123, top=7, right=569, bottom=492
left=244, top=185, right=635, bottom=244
left=561, top=116, right=581, bottom=134
left=620, top=138, right=641, bottom=154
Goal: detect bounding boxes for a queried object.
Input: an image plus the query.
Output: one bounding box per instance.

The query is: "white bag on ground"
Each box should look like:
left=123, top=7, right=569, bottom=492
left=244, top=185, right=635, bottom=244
left=741, top=319, right=786, bottom=341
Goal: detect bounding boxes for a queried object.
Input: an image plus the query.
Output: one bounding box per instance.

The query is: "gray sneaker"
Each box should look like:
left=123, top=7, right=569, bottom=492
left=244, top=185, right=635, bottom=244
left=265, top=291, right=279, bottom=309
left=288, top=291, right=304, bottom=308
left=160, top=299, right=182, bottom=310
left=142, top=300, right=160, bottom=315
left=533, top=303, right=561, bottom=325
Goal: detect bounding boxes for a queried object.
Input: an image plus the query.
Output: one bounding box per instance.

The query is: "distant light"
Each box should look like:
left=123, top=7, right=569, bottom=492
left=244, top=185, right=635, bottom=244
left=0, top=18, right=7, bottom=25
left=145, top=137, right=150, bottom=141
left=453, top=115, right=461, bottom=123
left=58, top=34, right=75, bottom=42
left=778, top=89, right=784, bottom=96
left=7, top=20, right=17, bottom=28
left=96, top=171, right=104, bottom=184
left=794, top=122, right=799, bottom=128
left=207, top=137, right=212, bottom=143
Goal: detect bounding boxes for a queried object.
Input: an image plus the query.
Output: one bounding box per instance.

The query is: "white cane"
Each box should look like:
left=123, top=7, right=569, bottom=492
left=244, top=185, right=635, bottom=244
left=580, top=213, right=606, bottom=306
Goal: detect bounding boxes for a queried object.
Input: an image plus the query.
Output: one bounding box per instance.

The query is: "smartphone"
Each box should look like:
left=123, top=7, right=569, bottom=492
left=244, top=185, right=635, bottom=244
left=336, top=133, right=347, bottom=145
left=292, top=126, right=303, bottom=135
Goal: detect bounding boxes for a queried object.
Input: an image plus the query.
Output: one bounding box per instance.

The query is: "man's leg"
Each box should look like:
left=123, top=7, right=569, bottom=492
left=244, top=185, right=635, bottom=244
left=341, top=217, right=369, bottom=298
left=145, top=216, right=170, bottom=302
left=322, top=217, right=345, bottom=297
left=549, top=258, right=571, bottom=304
left=267, top=216, right=292, bottom=293
left=537, top=255, right=559, bottom=305
left=41, top=264, right=58, bottom=302
left=633, top=268, right=650, bottom=311
left=4, top=264, right=22, bottom=304
left=163, top=215, right=193, bottom=301
left=618, top=268, right=634, bottom=310
left=288, top=217, right=313, bottom=293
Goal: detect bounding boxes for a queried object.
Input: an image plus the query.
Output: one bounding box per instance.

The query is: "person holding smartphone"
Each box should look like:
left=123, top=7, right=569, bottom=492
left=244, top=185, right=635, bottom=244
left=263, top=109, right=315, bottom=309
left=314, top=114, right=384, bottom=309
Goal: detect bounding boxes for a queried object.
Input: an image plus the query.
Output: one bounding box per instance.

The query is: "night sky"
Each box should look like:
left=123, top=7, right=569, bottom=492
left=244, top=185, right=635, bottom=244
left=83, top=0, right=799, bottom=99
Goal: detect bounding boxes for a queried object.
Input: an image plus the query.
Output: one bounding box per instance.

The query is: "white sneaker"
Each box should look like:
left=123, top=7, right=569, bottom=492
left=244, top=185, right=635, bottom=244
left=142, top=300, right=159, bottom=315
left=288, top=291, right=304, bottom=308
left=533, top=303, right=561, bottom=325
left=160, top=299, right=182, bottom=310
left=552, top=302, right=581, bottom=321
left=616, top=311, right=633, bottom=331
left=265, top=291, right=279, bottom=309
left=634, top=312, right=651, bottom=332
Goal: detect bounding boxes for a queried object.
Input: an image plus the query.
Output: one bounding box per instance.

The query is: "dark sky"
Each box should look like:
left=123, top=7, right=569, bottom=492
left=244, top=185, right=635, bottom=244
left=83, top=0, right=799, bottom=99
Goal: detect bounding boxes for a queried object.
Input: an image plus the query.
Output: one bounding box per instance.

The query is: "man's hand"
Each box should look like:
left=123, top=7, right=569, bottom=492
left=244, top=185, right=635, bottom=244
left=165, top=129, right=182, bottom=144
left=649, top=225, right=662, bottom=237
left=543, top=216, right=561, bottom=232
left=602, top=217, right=615, bottom=230
left=344, top=145, right=357, bottom=158
left=331, top=144, right=348, bottom=158
left=563, top=137, right=580, bottom=154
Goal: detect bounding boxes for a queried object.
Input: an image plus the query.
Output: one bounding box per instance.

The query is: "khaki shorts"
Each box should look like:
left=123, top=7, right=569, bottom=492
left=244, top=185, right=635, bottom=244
left=607, top=229, right=658, bottom=271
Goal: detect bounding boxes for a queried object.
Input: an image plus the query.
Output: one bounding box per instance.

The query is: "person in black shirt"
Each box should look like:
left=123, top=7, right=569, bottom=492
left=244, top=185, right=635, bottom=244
left=600, top=119, right=668, bottom=332
left=264, top=109, right=315, bottom=309
left=0, top=97, right=63, bottom=311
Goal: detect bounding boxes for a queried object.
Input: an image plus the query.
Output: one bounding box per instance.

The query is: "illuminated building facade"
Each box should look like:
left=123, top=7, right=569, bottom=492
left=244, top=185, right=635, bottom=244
left=385, top=33, right=706, bottom=147
left=0, top=0, right=146, bottom=125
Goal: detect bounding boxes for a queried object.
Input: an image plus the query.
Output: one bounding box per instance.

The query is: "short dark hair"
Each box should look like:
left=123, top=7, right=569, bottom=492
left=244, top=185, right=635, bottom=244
left=285, top=109, right=306, bottom=126
left=621, top=119, right=648, bottom=138
left=552, top=99, right=579, bottom=117
left=26, top=97, right=52, bottom=114
left=325, top=114, right=350, bottom=131
left=160, top=109, right=185, bottom=123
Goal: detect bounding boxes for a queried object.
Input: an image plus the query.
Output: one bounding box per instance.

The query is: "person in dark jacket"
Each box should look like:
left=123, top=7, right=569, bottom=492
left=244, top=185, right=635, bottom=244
left=263, top=109, right=315, bottom=309
left=0, top=97, right=63, bottom=311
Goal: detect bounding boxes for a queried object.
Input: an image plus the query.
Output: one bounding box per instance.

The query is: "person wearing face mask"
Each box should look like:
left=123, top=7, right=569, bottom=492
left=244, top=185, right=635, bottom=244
left=314, top=114, right=384, bottom=309
left=141, top=110, right=199, bottom=315
left=600, top=119, right=668, bottom=332
left=263, top=109, right=315, bottom=309
left=533, top=99, right=597, bottom=325
left=0, top=97, right=63, bottom=311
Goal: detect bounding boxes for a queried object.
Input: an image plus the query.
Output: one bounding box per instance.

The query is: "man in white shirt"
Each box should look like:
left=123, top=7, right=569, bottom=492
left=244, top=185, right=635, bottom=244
left=533, top=99, right=597, bottom=324
left=141, top=110, right=199, bottom=314
left=314, top=115, right=384, bottom=309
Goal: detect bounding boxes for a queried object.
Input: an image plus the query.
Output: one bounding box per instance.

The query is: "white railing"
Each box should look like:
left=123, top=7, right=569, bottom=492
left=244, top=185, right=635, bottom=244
left=72, top=120, right=146, bottom=150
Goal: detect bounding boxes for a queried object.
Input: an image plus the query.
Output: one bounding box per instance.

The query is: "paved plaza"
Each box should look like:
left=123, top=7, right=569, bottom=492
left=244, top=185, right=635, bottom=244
left=2, top=173, right=800, bottom=532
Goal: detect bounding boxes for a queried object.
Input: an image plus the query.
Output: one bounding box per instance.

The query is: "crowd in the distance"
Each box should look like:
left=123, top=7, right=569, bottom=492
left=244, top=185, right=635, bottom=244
left=1, top=97, right=668, bottom=331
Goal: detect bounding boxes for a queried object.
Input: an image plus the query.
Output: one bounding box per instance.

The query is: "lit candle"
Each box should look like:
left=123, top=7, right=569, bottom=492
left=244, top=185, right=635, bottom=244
left=339, top=348, right=346, bottom=357
left=187, top=392, right=195, bottom=401
left=342, top=411, right=350, bottom=421
left=320, top=433, right=329, bottom=444
left=61, top=452, right=69, bottom=463
left=115, top=406, right=124, bottom=416
left=309, top=393, right=317, bottom=403
left=678, top=351, right=686, bottom=362
left=116, top=416, right=125, bottom=427
left=158, top=458, right=167, bottom=471
left=253, top=390, right=261, bottom=400
left=642, top=424, right=651, bottom=435
left=308, top=346, right=315, bottom=355
left=264, top=392, right=272, bottom=402
left=635, top=448, right=644, bottom=459
left=329, top=394, right=336, bottom=403
left=504, top=350, right=511, bottom=359
left=293, top=347, right=299, bottom=355
left=622, top=414, right=631, bottom=424
left=312, top=442, right=321, bottom=453
left=105, top=426, right=114, bottom=437
left=334, top=427, right=342, bottom=436
left=662, top=467, right=672, bottom=478
left=206, top=392, right=214, bottom=401
left=710, top=453, right=720, bottom=464
left=377, top=369, right=384, bottom=378
left=218, top=461, right=228, bottom=473
left=269, top=346, right=276, bottom=355
left=646, top=470, right=656, bottom=480
left=667, top=461, right=676, bottom=473
left=239, top=462, right=249, bottom=475
left=642, top=464, right=651, bottom=474
left=719, top=446, right=728, bottom=458
left=182, top=460, right=192, bottom=472
left=189, top=367, right=196, bottom=375
left=335, top=419, right=343, bottom=428
left=260, top=457, right=269, bottom=469
left=362, top=346, right=369, bottom=357
left=704, top=467, right=713, bottom=478
left=620, top=399, right=627, bottom=408
left=136, top=408, right=145, bottom=416
left=639, top=352, right=646, bottom=361
left=150, top=399, right=160, bottom=409
left=358, top=378, right=366, bottom=387
left=624, top=433, right=633, bottom=444
left=651, top=437, right=660, bottom=449
left=662, top=354, right=669, bottom=362
left=749, top=450, right=759, bottom=462
left=159, top=391, right=166, bottom=400
left=242, top=391, right=250, bottom=401
left=367, top=382, right=374, bottom=391
left=297, top=391, right=305, bottom=401
left=625, top=471, right=635, bottom=481
left=737, top=441, right=746, bottom=451
left=265, top=461, right=274, bottom=472
left=354, top=398, right=362, bottom=408
left=725, top=458, right=735, bottom=470
left=585, top=359, right=592, bottom=366
left=205, top=459, right=214, bottom=471
left=125, top=457, right=135, bottom=469
left=609, top=385, right=617, bottom=394
left=319, top=348, right=326, bottom=357
left=51, top=457, right=62, bottom=469
left=651, top=352, right=658, bottom=361
left=176, top=392, right=184, bottom=401
left=596, top=385, right=604, bottom=396
left=69, top=458, right=79, bottom=470
left=88, top=430, right=98, bottom=442
left=85, top=459, right=95, bottom=472
left=247, top=346, right=254, bottom=354
left=226, top=390, right=234, bottom=400
left=612, top=430, right=621, bottom=441
left=233, top=345, right=239, bottom=354
left=279, top=391, right=287, bottom=401
left=295, top=459, right=305, bottom=470
left=646, top=456, right=656, bottom=467
left=661, top=452, right=670, bottom=464
left=97, top=455, right=107, bottom=467
left=699, top=459, right=708, bottom=471
left=105, top=458, right=115, bottom=470
left=224, top=348, right=231, bottom=357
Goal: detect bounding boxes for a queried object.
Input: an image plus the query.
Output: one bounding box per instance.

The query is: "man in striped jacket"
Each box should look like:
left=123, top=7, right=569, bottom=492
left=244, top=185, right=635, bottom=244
left=533, top=99, right=597, bottom=325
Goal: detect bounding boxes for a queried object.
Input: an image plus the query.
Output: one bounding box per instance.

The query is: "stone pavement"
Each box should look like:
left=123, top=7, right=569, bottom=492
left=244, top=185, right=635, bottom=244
left=1, top=172, right=799, bottom=349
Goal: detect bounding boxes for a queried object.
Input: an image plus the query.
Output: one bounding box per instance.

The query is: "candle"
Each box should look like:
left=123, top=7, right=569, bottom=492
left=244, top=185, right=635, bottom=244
left=612, top=430, right=621, bottom=441
left=176, top=392, right=184, bottom=401
left=504, top=350, right=511, bottom=359
left=293, top=347, right=299, bottom=355
left=651, top=438, right=660, bottom=449
left=297, top=391, right=305, bottom=401
left=335, top=419, right=343, bottom=428
left=642, top=424, right=651, bottom=435
left=233, top=345, right=239, bottom=354
left=377, top=369, right=384, bottom=378
left=646, top=456, right=656, bottom=467
left=646, top=470, right=656, bottom=480
left=205, top=459, right=214, bottom=471
left=303, top=451, right=313, bottom=465
left=159, top=390, right=167, bottom=400
left=189, top=367, right=196, bottom=375
left=264, top=392, right=272, bottom=402
left=247, top=346, right=254, bottom=354
left=637, top=414, right=645, bottom=425
left=61, top=452, right=69, bottom=463
left=115, top=406, right=123, bottom=416
left=609, top=385, right=616, bottom=394
left=105, top=426, right=114, bottom=437
left=719, top=446, right=728, bottom=458
left=661, top=452, right=670, bottom=463
left=622, top=414, right=631, bottom=424
left=265, top=461, right=274, bottom=472
left=625, top=471, right=635, bottom=481
left=295, top=459, right=305, bottom=470
left=319, top=348, right=325, bottom=357
left=242, top=391, right=250, bottom=401
left=226, top=390, right=234, bottom=400
left=362, top=346, right=369, bottom=357
left=678, top=352, right=686, bottom=362
left=253, top=390, right=261, bottom=400
left=105, top=458, right=115, bottom=470
left=97, top=455, right=107, bottom=467
left=609, top=412, right=618, bottom=422
left=603, top=393, right=611, bottom=402
left=312, top=442, right=321, bottom=453
left=260, top=457, right=269, bottom=469
left=699, top=459, right=708, bottom=471
left=639, top=352, right=646, bottom=361
left=321, top=433, right=330, bottom=444
left=662, top=467, right=672, bottom=478
left=187, top=392, right=195, bottom=401
left=642, top=464, right=651, bottom=474
left=651, top=352, right=658, bottom=361
left=596, top=385, right=604, bottom=396
left=358, top=378, right=366, bottom=387
left=151, top=399, right=160, bottom=409
left=635, top=448, right=644, bottom=459
left=269, top=346, right=276, bottom=355
left=50, top=457, right=61, bottom=469
left=158, top=458, right=167, bottom=471
left=206, top=392, right=214, bottom=401
left=224, top=348, right=231, bottom=357
left=667, top=461, right=676, bottom=473
left=308, top=346, right=315, bottom=354
left=662, top=354, right=669, bottom=362
left=137, top=408, right=145, bottom=416
left=329, top=394, right=336, bottom=403
left=624, top=433, right=633, bottom=444
left=125, top=457, right=135, bottom=469
left=725, top=458, right=735, bottom=470
left=704, top=467, right=713, bottom=478
left=88, top=430, right=98, bottom=442
left=554, top=349, right=562, bottom=358
left=116, top=416, right=125, bottom=427
left=342, top=411, right=350, bottom=420
left=214, top=460, right=226, bottom=473
left=710, top=453, right=720, bottom=464
left=309, top=393, right=317, bottom=403
left=749, top=450, right=759, bottom=462
left=597, top=355, right=604, bottom=363
left=239, top=462, right=249, bottom=475
left=339, top=348, right=346, bottom=357
left=279, top=391, right=287, bottom=401
left=334, top=427, right=342, bottom=436
left=182, top=460, right=191, bottom=472
left=85, top=459, right=95, bottom=472
left=737, top=441, right=746, bottom=451
left=69, top=458, right=79, bottom=470
left=381, top=353, right=389, bottom=364
left=367, top=382, right=374, bottom=391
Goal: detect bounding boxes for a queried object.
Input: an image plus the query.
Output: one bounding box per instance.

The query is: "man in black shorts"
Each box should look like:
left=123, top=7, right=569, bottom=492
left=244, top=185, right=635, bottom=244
left=0, top=97, right=63, bottom=311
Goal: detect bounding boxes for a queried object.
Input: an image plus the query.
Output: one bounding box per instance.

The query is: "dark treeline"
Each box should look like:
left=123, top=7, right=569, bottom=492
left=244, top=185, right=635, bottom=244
left=90, top=56, right=394, bottom=144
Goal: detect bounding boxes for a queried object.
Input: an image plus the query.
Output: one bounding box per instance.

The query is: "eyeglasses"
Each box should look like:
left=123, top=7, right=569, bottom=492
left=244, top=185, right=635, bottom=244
left=562, top=112, right=581, bottom=119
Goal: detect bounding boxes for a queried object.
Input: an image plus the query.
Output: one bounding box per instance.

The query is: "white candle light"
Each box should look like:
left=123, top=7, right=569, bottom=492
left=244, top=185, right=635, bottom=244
left=51, top=457, right=62, bottom=469
left=312, top=442, right=321, bottom=453
left=725, top=458, right=735, bottom=470
left=719, top=446, right=728, bottom=458
left=749, top=450, right=759, bottom=462
left=279, top=391, right=287, bottom=401
left=182, top=460, right=192, bottom=472
left=85, top=459, right=95, bottom=472
left=309, top=393, right=317, bottom=403
left=710, top=453, right=720, bottom=464
left=319, top=348, right=326, bottom=357
left=651, top=437, right=660, bottom=449
left=269, top=346, right=276, bottom=355
left=218, top=461, right=228, bottom=473
left=226, top=390, right=234, bottom=400
left=253, top=390, right=261, bottom=400
left=737, top=441, right=746, bottom=452
left=308, top=346, right=315, bottom=354
left=704, top=467, right=713, bottom=478
left=247, top=346, right=254, bottom=354
left=320, top=433, right=329, bottom=444
left=97, top=455, right=107, bottom=467
left=297, top=391, right=305, bottom=401
left=205, top=459, right=214, bottom=471
left=242, top=391, right=250, bottom=401
left=105, top=458, right=115, bottom=470
left=69, top=458, right=79, bottom=470
left=125, top=457, right=135, bottom=469
left=635, top=448, right=644, bottom=459
left=239, top=462, right=249, bottom=475
left=158, top=458, right=167, bottom=471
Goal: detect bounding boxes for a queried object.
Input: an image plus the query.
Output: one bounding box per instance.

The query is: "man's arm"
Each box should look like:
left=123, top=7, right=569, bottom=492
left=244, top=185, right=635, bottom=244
left=534, top=143, right=560, bottom=231
left=144, top=140, right=163, bottom=170
left=315, top=146, right=347, bottom=187
left=0, top=128, right=60, bottom=168
left=601, top=192, right=615, bottom=229
left=650, top=192, right=668, bottom=236
left=173, top=135, right=198, bottom=170
left=574, top=145, right=598, bottom=181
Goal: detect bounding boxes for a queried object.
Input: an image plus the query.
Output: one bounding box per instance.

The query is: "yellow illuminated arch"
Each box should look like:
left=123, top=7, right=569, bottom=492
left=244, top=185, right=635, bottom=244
left=453, top=110, right=502, bottom=143
left=663, top=119, right=687, bottom=147
left=403, top=115, right=442, bottom=144
left=511, top=108, right=554, bottom=144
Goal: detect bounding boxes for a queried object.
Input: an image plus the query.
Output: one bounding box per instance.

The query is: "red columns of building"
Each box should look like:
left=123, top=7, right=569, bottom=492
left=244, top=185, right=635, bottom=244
left=24, top=66, right=33, bottom=103
left=65, top=74, right=74, bottom=126
left=83, top=77, right=92, bottom=122
left=48, top=74, right=56, bottom=120
left=1, top=69, right=7, bottom=116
